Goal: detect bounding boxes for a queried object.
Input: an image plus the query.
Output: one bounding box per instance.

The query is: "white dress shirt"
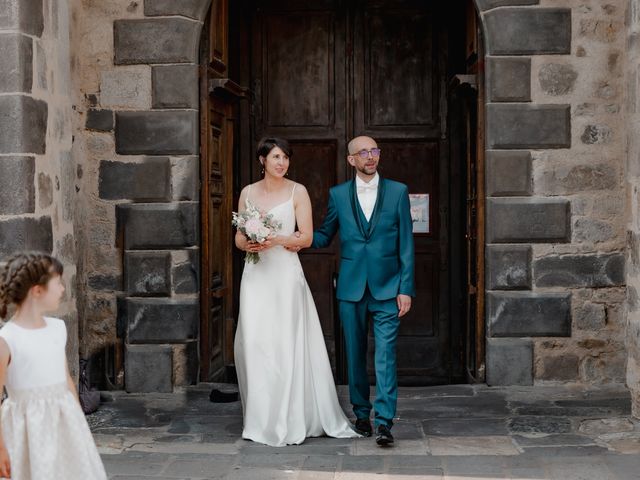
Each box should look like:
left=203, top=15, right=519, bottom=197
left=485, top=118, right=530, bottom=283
left=355, top=173, right=379, bottom=222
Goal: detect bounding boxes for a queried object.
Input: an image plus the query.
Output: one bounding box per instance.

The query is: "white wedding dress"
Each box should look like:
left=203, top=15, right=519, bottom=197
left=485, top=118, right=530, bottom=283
left=234, top=184, right=359, bottom=446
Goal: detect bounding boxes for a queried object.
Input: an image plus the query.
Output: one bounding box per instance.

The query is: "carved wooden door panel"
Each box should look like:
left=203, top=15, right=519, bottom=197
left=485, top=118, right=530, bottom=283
left=200, top=0, right=242, bottom=381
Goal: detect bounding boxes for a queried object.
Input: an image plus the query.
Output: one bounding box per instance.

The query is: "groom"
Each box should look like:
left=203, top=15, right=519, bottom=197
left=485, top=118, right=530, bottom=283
left=311, top=136, right=415, bottom=446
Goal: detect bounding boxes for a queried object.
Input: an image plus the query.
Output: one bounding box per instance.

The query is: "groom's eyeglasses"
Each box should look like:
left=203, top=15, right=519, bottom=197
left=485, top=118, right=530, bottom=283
left=353, top=148, right=381, bottom=159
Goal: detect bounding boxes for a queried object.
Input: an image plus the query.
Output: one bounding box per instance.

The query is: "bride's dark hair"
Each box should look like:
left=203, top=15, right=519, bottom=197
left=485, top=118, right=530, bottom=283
left=0, top=252, right=64, bottom=318
left=256, top=137, right=292, bottom=160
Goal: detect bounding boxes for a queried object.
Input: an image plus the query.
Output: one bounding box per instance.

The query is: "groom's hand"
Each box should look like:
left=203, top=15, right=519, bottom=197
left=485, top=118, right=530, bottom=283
left=397, top=294, right=412, bottom=317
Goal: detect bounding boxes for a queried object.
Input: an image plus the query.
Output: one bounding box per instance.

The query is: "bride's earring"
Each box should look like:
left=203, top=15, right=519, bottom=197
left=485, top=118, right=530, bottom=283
left=260, top=163, right=265, bottom=175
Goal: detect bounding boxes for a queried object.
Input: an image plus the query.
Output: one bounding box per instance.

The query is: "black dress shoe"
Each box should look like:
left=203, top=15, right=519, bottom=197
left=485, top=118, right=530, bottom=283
left=354, top=418, right=372, bottom=437
left=375, top=424, right=394, bottom=446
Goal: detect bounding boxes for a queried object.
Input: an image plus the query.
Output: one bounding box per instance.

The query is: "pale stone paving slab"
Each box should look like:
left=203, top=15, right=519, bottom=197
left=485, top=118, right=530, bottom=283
left=162, top=454, right=236, bottom=478
left=350, top=438, right=428, bottom=455
left=224, top=467, right=298, bottom=480
left=298, top=471, right=337, bottom=480
left=596, top=432, right=640, bottom=454
left=579, top=417, right=637, bottom=435
left=427, top=436, right=521, bottom=456
left=511, top=433, right=596, bottom=447
left=128, top=441, right=241, bottom=455
left=546, top=462, right=617, bottom=480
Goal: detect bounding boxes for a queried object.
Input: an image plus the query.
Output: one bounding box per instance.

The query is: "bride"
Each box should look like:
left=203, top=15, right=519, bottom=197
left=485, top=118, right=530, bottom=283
left=234, top=137, right=359, bottom=446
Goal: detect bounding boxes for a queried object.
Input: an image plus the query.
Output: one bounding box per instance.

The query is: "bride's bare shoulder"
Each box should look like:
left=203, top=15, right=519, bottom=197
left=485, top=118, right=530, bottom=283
left=291, top=180, right=308, bottom=193
left=241, top=181, right=262, bottom=195
left=292, top=182, right=310, bottom=204
left=239, top=183, right=256, bottom=206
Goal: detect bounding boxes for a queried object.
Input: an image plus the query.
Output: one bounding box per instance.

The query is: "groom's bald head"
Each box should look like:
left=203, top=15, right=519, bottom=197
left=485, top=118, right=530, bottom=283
left=346, top=136, right=379, bottom=179
left=348, top=136, right=377, bottom=155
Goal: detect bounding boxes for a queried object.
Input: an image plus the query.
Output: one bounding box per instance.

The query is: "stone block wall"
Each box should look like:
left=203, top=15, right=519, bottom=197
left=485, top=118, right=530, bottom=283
left=68, top=0, right=205, bottom=391
left=0, top=0, right=79, bottom=376
left=627, top=0, right=640, bottom=418
left=482, top=0, right=628, bottom=386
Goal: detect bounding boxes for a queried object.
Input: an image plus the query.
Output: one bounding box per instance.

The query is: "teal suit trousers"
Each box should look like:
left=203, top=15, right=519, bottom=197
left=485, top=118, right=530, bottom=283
left=339, top=289, right=400, bottom=427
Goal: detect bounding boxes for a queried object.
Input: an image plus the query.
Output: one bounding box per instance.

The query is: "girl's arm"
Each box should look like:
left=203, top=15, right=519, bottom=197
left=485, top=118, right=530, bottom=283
left=0, top=339, right=12, bottom=479
left=65, top=355, right=81, bottom=405
left=272, top=185, right=313, bottom=249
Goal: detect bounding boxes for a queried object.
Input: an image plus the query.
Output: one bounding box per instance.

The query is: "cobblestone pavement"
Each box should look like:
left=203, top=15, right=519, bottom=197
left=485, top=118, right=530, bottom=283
left=89, top=383, right=640, bottom=479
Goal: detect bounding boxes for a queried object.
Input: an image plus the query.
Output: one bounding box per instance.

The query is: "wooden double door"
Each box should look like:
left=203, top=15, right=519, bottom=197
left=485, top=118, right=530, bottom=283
left=243, top=0, right=467, bottom=385
left=201, top=0, right=470, bottom=384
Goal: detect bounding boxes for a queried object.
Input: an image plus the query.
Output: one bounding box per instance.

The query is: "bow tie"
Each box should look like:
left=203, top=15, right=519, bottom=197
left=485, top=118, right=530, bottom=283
left=357, top=184, right=377, bottom=194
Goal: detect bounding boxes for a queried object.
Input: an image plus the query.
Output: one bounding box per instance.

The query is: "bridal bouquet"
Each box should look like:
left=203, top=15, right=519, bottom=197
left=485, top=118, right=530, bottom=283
left=232, top=202, right=282, bottom=264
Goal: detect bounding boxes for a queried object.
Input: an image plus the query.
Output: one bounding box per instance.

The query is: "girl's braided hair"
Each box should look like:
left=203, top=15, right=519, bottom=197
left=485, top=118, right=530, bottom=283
left=0, top=252, right=63, bottom=319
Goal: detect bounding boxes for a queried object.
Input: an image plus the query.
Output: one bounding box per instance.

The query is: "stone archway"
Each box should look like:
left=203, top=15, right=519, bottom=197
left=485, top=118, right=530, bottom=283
left=106, top=0, right=578, bottom=391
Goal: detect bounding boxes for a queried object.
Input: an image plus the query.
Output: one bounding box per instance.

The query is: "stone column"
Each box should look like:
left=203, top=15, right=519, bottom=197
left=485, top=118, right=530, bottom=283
left=0, top=0, right=79, bottom=375
left=479, top=2, right=573, bottom=385
left=69, top=0, right=210, bottom=392
left=480, top=0, right=628, bottom=386
left=0, top=0, right=48, bottom=251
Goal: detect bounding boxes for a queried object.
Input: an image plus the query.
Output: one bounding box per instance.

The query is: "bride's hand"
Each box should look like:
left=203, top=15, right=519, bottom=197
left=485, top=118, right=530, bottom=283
left=246, top=240, right=272, bottom=252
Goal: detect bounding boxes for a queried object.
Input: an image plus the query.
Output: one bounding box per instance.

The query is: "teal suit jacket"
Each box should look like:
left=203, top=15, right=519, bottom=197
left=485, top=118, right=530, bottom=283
left=312, top=177, right=416, bottom=302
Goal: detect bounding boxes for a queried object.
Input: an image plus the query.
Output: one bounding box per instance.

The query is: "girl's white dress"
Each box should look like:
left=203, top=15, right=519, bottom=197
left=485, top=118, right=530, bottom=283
left=0, top=317, right=107, bottom=480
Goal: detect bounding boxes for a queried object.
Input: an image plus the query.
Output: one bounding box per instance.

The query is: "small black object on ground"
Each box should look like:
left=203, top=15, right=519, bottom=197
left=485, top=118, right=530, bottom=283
left=209, top=387, right=239, bottom=403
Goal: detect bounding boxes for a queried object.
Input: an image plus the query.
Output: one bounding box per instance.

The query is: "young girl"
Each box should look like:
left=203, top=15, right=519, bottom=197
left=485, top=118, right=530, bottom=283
left=0, top=252, right=107, bottom=479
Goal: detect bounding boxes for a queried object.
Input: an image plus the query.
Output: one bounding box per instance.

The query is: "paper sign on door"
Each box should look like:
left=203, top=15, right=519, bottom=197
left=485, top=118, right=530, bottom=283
left=409, top=193, right=429, bottom=234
